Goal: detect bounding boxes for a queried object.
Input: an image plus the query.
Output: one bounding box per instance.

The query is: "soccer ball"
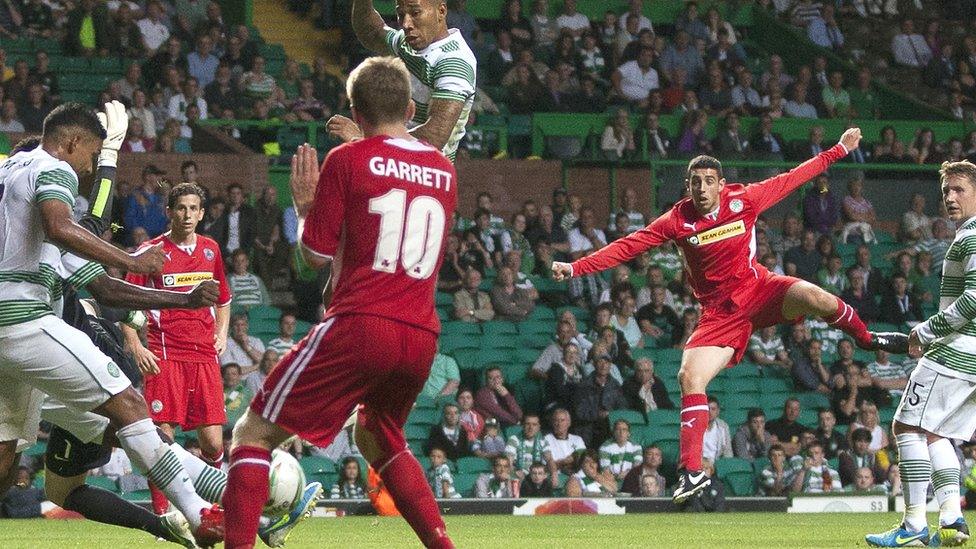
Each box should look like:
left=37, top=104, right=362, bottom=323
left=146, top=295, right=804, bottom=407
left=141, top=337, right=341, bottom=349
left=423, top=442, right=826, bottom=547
left=265, top=449, right=306, bottom=518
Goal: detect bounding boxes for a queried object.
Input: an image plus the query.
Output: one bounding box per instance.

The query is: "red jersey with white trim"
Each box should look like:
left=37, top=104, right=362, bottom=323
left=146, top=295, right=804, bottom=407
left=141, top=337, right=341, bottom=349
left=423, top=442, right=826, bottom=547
left=572, top=144, right=848, bottom=306
left=302, top=135, right=457, bottom=334
left=125, top=233, right=232, bottom=361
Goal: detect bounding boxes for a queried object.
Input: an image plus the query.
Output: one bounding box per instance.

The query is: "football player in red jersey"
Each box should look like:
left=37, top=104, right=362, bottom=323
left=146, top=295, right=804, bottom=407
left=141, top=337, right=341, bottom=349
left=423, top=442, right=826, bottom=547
left=122, top=182, right=232, bottom=513
left=223, top=56, right=457, bottom=549
left=553, top=127, right=907, bottom=504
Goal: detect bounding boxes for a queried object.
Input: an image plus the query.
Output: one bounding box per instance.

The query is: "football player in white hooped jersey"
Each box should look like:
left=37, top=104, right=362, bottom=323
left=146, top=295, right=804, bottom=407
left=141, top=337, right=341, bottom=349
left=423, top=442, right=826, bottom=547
left=327, top=0, right=476, bottom=162
left=0, top=102, right=224, bottom=546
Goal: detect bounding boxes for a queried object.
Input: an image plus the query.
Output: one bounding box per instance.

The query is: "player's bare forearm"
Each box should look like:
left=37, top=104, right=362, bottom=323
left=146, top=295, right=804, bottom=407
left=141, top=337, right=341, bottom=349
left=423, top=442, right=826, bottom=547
left=571, top=226, right=665, bottom=277
left=120, top=322, right=144, bottom=350
left=40, top=200, right=138, bottom=271
left=87, top=275, right=189, bottom=310
left=216, top=303, right=230, bottom=340
left=409, top=98, right=464, bottom=151
left=352, top=0, right=390, bottom=53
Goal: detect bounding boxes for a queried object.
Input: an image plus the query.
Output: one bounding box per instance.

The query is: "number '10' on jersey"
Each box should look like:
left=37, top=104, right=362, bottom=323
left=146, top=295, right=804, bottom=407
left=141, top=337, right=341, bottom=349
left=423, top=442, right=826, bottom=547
left=302, top=136, right=458, bottom=334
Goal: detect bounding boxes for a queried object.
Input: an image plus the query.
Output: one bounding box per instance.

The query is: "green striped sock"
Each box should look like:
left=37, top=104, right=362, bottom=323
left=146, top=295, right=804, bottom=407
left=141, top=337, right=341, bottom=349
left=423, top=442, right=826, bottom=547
left=897, top=432, right=932, bottom=532
left=194, top=466, right=228, bottom=503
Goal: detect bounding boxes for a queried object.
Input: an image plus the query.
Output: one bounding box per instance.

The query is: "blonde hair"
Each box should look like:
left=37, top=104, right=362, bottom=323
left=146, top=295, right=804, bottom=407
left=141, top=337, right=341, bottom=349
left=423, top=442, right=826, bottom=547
left=346, top=56, right=412, bottom=126
left=940, top=160, right=976, bottom=187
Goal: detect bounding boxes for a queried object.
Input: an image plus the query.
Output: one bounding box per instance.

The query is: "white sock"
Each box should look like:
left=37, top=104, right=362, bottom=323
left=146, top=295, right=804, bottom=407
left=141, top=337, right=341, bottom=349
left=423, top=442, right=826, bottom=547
left=169, top=443, right=228, bottom=504
left=116, top=419, right=209, bottom=528
left=929, top=438, right=963, bottom=526
left=897, top=432, right=932, bottom=532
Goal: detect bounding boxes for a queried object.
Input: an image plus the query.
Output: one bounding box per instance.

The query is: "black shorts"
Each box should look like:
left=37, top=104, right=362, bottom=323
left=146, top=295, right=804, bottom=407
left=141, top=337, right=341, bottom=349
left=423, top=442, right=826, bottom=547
left=45, top=425, right=112, bottom=478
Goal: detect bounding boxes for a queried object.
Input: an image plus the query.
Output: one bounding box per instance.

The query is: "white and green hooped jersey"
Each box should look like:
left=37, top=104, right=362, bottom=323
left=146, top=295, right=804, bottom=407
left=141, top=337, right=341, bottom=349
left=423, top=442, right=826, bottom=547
left=0, top=148, right=84, bottom=327
left=915, top=216, right=976, bottom=381
left=385, top=27, right=476, bottom=162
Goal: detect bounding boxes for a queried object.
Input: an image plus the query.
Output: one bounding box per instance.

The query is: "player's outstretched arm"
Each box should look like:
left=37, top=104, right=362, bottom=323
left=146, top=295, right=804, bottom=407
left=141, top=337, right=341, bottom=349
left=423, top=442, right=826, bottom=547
left=555, top=213, right=674, bottom=280
left=79, top=101, right=128, bottom=236
left=746, top=127, right=861, bottom=214
left=409, top=98, right=464, bottom=152
left=87, top=277, right=220, bottom=310
left=911, top=251, right=976, bottom=356
left=291, top=144, right=334, bottom=272
left=39, top=200, right=165, bottom=275
left=351, top=0, right=391, bottom=53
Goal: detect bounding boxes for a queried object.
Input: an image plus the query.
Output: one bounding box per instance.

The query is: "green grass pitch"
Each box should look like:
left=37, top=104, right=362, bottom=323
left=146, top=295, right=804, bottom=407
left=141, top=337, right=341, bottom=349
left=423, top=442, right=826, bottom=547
left=2, top=512, right=973, bottom=548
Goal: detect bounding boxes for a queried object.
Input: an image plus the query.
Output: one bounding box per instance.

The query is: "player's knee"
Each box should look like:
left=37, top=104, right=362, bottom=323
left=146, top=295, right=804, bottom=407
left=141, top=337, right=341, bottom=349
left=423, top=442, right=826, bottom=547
left=98, top=387, right=148, bottom=425
left=43, top=473, right=81, bottom=507
left=230, top=410, right=279, bottom=451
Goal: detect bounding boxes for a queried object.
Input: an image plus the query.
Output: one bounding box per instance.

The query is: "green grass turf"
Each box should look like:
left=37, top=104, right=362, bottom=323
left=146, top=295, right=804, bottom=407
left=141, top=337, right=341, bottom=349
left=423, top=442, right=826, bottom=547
left=1, top=512, right=972, bottom=548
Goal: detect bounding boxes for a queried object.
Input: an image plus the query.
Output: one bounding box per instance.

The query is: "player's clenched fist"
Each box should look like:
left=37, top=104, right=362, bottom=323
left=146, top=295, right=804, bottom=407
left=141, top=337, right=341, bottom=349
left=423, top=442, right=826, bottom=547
left=128, top=242, right=166, bottom=274
left=551, top=261, right=573, bottom=281
left=326, top=114, right=364, bottom=144
left=187, top=280, right=220, bottom=308
left=840, top=127, right=862, bottom=152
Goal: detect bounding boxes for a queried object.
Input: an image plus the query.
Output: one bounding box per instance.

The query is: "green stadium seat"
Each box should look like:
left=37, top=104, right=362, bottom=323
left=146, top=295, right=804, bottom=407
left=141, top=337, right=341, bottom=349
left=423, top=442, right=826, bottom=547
left=90, top=57, right=122, bottom=73
left=478, top=348, right=515, bottom=368
left=405, top=424, right=430, bottom=441
left=121, top=489, right=151, bottom=501
left=513, top=347, right=541, bottom=365
left=482, top=321, right=519, bottom=337
left=299, top=456, right=336, bottom=477
left=259, top=43, right=287, bottom=61
left=407, top=408, right=440, bottom=426
left=724, top=378, right=760, bottom=394
left=501, top=362, right=531, bottom=384
left=481, top=334, right=517, bottom=350
left=723, top=408, right=748, bottom=429
left=797, top=409, right=818, bottom=427
left=715, top=457, right=756, bottom=496
left=654, top=362, right=680, bottom=379
left=517, top=320, right=554, bottom=335
left=519, top=333, right=553, bottom=349
left=758, top=393, right=791, bottom=411
left=441, top=321, right=481, bottom=337
left=408, top=439, right=425, bottom=456
left=456, top=456, right=491, bottom=474
left=435, top=292, right=454, bottom=306
left=454, top=472, right=480, bottom=496
left=556, top=306, right=590, bottom=322
left=652, top=348, right=683, bottom=364
left=248, top=305, right=281, bottom=322
left=417, top=456, right=432, bottom=471
left=514, top=378, right=544, bottom=416
left=452, top=348, right=481, bottom=370
left=794, top=393, right=831, bottom=410
left=439, top=333, right=479, bottom=354
left=86, top=475, right=119, bottom=492
left=728, top=363, right=761, bottom=379
left=3, top=37, right=33, bottom=53
left=526, top=306, right=555, bottom=321
left=758, top=377, right=793, bottom=393
left=414, top=394, right=438, bottom=409
left=646, top=409, right=680, bottom=428
left=24, top=440, right=46, bottom=456
left=609, top=409, right=646, bottom=427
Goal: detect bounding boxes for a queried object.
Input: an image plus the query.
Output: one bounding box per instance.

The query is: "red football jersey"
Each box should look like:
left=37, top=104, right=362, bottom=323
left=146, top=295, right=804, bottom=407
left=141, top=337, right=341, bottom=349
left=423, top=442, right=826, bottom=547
left=302, top=135, right=457, bottom=334
left=125, top=233, right=232, bottom=361
left=572, top=144, right=848, bottom=306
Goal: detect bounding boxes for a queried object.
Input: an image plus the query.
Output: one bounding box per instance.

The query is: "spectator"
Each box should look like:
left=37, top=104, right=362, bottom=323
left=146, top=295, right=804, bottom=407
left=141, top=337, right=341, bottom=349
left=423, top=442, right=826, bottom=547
left=761, top=54, right=793, bottom=94
left=292, top=79, right=329, bottom=120
left=66, top=0, right=112, bottom=56
left=661, top=30, right=704, bottom=88
left=758, top=444, right=793, bottom=496
left=241, top=55, right=276, bottom=100
left=187, top=34, right=220, bottom=89
left=766, top=398, right=808, bottom=457
left=636, top=286, right=682, bottom=348
left=698, top=395, right=733, bottom=463
left=498, top=0, right=532, bottom=51
left=677, top=109, right=712, bottom=157
left=699, top=69, right=732, bottom=116
left=472, top=418, right=507, bottom=459
left=199, top=196, right=227, bottom=244
left=880, top=274, right=924, bottom=325
left=423, top=403, right=472, bottom=462
left=453, top=269, right=494, bottom=323
left=793, top=338, right=833, bottom=395
left=227, top=249, right=270, bottom=308
left=252, top=186, right=284, bottom=286
left=420, top=349, right=461, bottom=403
left=329, top=457, right=366, bottom=499
left=489, top=266, right=535, bottom=321
left=838, top=268, right=877, bottom=323
left=544, top=408, right=587, bottom=479
left=706, top=27, right=742, bottom=73
left=600, top=108, right=636, bottom=160
left=565, top=449, right=618, bottom=496
left=730, top=71, right=763, bottom=116
left=555, top=0, right=589, bottom=40
left=750, top=113, right=786, bottom=160
left=621, top=445, right=665, bottom=496
left=0, top=467, right=45, bottom=519
left=676, top=1, right=709, bottom=44
left=120, top=117, right=154, bottom=153
left=545, top=342, right=582, bottom=413
left=792, top=441, right=842, bottom=493
left=21, top=0, right=52, bottom=39
left=821, top=72, right=851, bottom=119
left=425, top=447, right=461, bottom=498
left=244, top=349, right=278, bottom=395
left=168, top=77, right=209, bottom=124
left=839, top=175, right=876, bottom=244
left=866, top=350, right=911, bottom=401
left=908, top=128, right=940, bottom=165
left=222, top=363, right=253, bottom=430
left=612, top=47, right=659, bottom=108
left=0, top=98, right=24, bottom=132
left=900, top=192, right=932, bottom=243
left=838, top=428, right=886, bottom=487
left=925, top=43, right=956, bottom=90
left=18, top=83, right=52, bottom=133
left=619, top=0, right=652, bottom=32
left=475, top=367, right=523, bottom=428
left=221, top=313, right=265, bottom=369
left=506, top=414, right=552, bottom=479
left=528, top=0, right=556, bottom=50
left=891, top=19, right=931, bottom=68
left=567, top=207, right=609, bottom=307
left=221, top=182, right=256, bottom=256
left=109, top=3, right=145, bottom=58
left=531, top=320, right=584, bottom=380
left=457, top=388, right=485, bottom=443
left=115, top=63, right=143, bottom=105
left=520, top=462, right=554, bottom=497
left=4, top=60, right=30, bottom=105
left=784, top=84, right=818, bottom=119
left=815, top=408, right=848, bottom=460
left=748, top=326, right=792, bottom=373
left=807, top=4, right=844, bottom=50
left=733, top=408, right=774, bottom=461
left=849, top=401, right=888, bottom=453
left=598, top=419, right=643, bottom=481
left=123, top=164, right=168, bottom=239
left=849, top=68, right=879, bottom=119
left=526, top=205, right=570, bottom=254
left=30, top=51, right=59, bottom=103
left=475, top=456, right=517, bottom=498
left=137, top=0, right=171, bottom=54
left=205, top=63, right=243, bottom=115
left=573, top=350, right=627, bottom=448
left=127, top=89, right=157, bottom=139
left=784, top=230, right=822, bottom=282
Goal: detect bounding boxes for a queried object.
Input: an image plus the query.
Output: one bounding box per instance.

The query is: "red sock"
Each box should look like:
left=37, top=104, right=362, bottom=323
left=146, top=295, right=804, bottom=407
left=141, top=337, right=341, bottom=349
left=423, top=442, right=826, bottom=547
left=223, top=446, right=271, bottom=549
left=679, top=393, right=709, bottom=472
left=826, top=296, right=871, bottom=348
left=148, top=482, right=169, bottom=515
left=204, top=450, right=224, bottom=470
left=377, top=451, right=453, bottom=549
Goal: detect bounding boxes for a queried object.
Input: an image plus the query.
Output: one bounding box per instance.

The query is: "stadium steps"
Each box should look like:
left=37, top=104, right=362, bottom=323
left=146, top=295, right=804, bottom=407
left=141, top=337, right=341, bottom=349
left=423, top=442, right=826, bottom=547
left=251, top=0, right=335, bottom=65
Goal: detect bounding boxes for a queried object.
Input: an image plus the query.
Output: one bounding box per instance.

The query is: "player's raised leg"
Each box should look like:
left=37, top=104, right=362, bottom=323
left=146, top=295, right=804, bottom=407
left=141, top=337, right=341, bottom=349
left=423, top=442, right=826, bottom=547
left=781, top=279, right=908, bottom=353
left=673, top=346, right=733, bottom=504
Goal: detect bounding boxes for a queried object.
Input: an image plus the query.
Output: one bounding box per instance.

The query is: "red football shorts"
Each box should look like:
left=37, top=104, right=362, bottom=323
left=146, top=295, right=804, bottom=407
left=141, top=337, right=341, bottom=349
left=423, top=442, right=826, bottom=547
left=251, top=313, right=437, bottom=459
left=684, top=273, right=803, bottom=365
left=144, top=358, right=226, bottom=430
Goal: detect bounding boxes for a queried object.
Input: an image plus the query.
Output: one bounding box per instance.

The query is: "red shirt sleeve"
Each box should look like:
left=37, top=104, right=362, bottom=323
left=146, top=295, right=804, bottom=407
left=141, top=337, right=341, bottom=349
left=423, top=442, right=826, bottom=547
left=570, top=209, right=676, bottom=277
left=301, top=148, right=348, bottom=259
left=742, top=143, right=848, bottom=213
left=212, top=246, right=232, bottom=306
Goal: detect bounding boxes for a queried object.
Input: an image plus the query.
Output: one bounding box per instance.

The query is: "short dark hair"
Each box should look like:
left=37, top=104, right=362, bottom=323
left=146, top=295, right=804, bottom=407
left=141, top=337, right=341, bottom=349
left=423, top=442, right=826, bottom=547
left=686, top=155, right=723, bottom=180
left=167, top=182, right=207, bottom=209
left=222, top=363, right=242, bottom=375
left=707, top=395, right=719, bottom=406
left=226, top=182, right=243, bottom=193
left=11, top=135, right=41, bottom=154
left=232, top=248, right=249, bottom=260
left=767, top=443, right=784, bottom=457
left=747, top=408, right=765, bottom=421
left=180, top=160, right=198, bottom=172
left=851, top=427, right=872, bottom=443
left=42, top=102, right=106, bottom=143
left=347, top=56, right=412, bottom=126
